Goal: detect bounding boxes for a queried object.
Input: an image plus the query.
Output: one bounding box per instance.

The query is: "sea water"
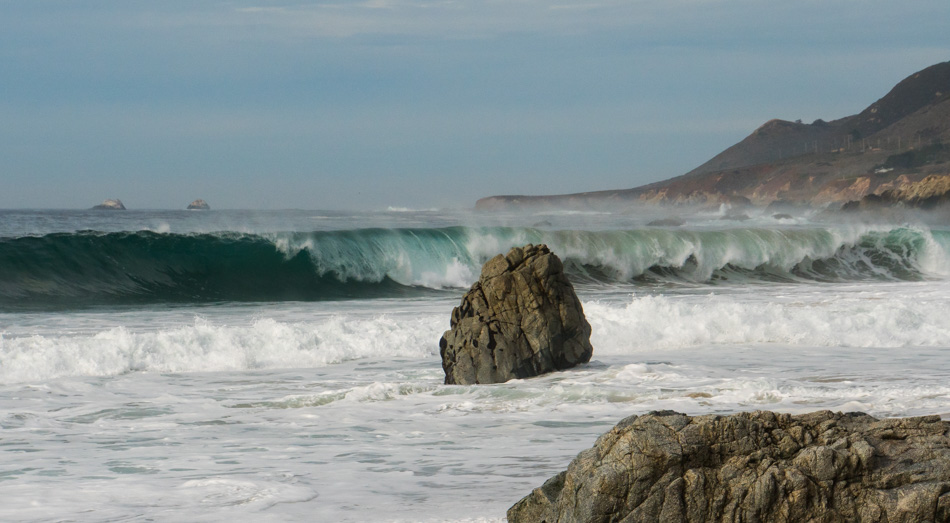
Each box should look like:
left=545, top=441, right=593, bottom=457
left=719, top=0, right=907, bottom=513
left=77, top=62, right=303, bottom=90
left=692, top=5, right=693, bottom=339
left=2, top=207, right=950, bottom=521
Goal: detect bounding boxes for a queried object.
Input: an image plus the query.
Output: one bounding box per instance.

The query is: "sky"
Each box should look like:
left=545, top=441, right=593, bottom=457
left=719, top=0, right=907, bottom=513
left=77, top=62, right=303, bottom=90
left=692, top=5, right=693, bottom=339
left=1, top=1, right=948, bottom=210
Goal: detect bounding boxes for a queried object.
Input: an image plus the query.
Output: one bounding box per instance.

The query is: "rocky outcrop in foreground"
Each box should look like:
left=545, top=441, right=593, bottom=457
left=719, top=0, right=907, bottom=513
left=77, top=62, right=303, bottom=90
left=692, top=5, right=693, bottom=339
left=509, top=410, right=950, bottom=523
left=91, top=199, right=126, bottom=210
left=187, top=199, right=210, bottom=210
left=439, top=244, right=592, bottom=385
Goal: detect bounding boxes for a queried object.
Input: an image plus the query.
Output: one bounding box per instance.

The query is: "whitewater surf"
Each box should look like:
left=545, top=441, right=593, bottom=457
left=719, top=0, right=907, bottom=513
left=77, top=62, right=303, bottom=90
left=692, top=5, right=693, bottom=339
left=2, top=208, right=949, bottom=521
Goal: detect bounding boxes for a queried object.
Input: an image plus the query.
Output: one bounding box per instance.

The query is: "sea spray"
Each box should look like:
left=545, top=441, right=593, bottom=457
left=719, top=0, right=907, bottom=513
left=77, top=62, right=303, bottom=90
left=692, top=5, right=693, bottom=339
left=586, top=280, right=950, bottom=353
left=4, top=279, right=950, bottom=383
left=0, top=314, right=444, bottom=383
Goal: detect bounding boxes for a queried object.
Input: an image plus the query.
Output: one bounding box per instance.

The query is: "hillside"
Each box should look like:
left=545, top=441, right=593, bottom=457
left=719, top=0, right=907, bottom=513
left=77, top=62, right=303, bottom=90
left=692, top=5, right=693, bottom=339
left=476, top=61, right=950, bottom=210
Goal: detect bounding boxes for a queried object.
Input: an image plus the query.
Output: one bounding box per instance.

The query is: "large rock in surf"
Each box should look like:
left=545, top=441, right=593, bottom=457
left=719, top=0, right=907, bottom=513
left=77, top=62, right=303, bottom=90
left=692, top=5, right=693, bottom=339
left=91, top=199, right=126, bottom=210
left=439, top=244, right=592, bottom=385
left=187, top=199, right=211, bottom=210
left=508, top=410, right=950, bottom=523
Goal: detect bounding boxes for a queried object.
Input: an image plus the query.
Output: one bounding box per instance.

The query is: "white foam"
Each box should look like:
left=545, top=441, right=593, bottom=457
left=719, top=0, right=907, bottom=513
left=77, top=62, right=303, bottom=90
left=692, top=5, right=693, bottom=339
left=3, top=289, right=950, bottom=521
left=418, top=257, right=476, bottom=288
left=385, top=206, right=440, bottom=213
left=0, top=314, right=444, bottom=384
left=916, top=228, right=950, bottom=276
left=5, top=279, right=950, bottom=384
left=585, top=281, right=950, bottom=353
left=179, top=477, right=318, bottom=509
left=247, top=224, right=950, bottom=292
left=149, top=222, right=172, bottom=234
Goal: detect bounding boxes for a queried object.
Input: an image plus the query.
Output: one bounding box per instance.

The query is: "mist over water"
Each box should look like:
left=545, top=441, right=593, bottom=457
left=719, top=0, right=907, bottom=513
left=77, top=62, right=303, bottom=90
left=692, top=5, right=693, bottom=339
left=2, top=208, right=950, bottom=521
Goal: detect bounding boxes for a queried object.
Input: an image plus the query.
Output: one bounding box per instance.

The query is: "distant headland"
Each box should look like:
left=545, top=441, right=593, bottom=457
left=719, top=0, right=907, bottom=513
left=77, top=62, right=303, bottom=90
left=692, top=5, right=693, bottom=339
left=478, top=61, right=950, bottom=211
left=187, top=199, right=210, bottom=210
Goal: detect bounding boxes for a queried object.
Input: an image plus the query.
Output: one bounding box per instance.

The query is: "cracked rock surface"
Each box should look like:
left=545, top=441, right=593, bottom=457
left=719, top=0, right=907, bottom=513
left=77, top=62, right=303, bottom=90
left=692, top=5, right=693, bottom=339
left=508, top=410, right=950, bottom=523
left=439, top=244, right=592, bottom=385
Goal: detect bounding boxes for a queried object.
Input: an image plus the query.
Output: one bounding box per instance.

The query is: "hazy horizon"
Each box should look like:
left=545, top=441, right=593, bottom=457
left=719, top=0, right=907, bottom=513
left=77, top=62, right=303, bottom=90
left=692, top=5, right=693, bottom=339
left=2, top=1, right=948, bottom=210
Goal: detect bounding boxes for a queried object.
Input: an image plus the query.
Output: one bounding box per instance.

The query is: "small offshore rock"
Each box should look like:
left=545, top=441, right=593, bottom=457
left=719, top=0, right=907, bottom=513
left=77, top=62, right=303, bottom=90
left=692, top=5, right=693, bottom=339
left=187, top=199, right=211, bottom=210
left=647, top=217, right=685, bottom=227
left=720, top=212, right=750, bottom=221
left=508, top=410, right=950, bottom=523
left=91, top=199, right=126, bottom=210
left=439, top=244, right=593, bottom=385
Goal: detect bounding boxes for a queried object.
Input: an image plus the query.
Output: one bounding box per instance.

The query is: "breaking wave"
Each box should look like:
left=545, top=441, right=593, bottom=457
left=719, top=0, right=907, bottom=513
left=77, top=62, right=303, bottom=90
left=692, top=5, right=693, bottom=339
left=1, top=225, right=948, bottom=309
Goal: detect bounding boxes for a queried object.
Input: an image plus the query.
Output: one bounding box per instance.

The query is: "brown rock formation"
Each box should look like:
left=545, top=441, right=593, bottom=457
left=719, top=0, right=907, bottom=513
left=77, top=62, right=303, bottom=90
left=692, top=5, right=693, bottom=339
left=843, top=173, right=950, bottom=210
left=439, top=244, right=593, bottom=385
left=91, top=199, right=126, bottom=210
left=508, top=410, right=950, bottom=523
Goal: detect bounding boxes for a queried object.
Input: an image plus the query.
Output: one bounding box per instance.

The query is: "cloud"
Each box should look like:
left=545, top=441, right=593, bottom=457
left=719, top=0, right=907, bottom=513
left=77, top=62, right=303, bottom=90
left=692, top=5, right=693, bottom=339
left=220, top=0, right=949, bottom=45
left=2, top=0, right=949, bottom=208
left=227, top=0, right=654, bottom=39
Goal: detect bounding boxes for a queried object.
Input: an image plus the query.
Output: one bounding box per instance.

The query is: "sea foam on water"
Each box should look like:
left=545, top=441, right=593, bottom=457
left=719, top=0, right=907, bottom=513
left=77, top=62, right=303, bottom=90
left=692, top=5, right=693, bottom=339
left=3, top=279, right=948, bottom=383
left=0, top=313, right=445, bottom=383
left=3, top=210, right=950, bottom=521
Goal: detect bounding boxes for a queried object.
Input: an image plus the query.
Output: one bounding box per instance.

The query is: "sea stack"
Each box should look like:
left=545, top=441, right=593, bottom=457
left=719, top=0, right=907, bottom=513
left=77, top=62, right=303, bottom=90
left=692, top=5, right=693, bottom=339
left=509, top=410, right=950, bottom=522
left=439, top=244, right=592, bottom=385
left=91, top=199, right=126, bottom=210
left=187, top=199, right=210, bottom=210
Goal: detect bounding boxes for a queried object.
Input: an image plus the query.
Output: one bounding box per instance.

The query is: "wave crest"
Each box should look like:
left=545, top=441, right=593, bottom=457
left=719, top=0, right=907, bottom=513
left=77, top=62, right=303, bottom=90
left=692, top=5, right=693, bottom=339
left=0, top=225, right=946, bottom=309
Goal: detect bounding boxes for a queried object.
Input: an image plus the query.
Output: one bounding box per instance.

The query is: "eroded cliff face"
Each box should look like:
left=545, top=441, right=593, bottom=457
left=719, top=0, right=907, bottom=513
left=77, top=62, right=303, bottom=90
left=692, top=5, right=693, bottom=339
left=883, top=174, right=950, bottom=202
left=842, top=173, right=950, bottom=210
left=812, top=176, right=874, bottom=205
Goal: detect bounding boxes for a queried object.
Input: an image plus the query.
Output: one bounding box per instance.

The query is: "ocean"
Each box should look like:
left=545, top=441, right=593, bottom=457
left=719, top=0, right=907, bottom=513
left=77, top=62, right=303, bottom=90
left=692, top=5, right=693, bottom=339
left=2, top=206, right=950, bottom=521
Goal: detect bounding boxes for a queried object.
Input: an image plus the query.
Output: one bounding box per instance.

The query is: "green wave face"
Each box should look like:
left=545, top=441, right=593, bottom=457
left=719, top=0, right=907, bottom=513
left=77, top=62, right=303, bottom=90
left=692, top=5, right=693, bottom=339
left=0, top=226, right=946, bottom=309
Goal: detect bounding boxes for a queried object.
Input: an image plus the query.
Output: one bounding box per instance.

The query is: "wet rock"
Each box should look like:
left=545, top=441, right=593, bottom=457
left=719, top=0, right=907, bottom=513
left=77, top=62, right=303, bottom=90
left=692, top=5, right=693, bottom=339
left=647, top=217, right=685, bottom=227
left=91, top=199, right=126, bottom=210
left=509, top=410, right=950, bottom=523
left=720, top=212, right=750, bottom=221
left=187, top=199, right=210, bottom=210
left=439, top=244, right=592, bottom=385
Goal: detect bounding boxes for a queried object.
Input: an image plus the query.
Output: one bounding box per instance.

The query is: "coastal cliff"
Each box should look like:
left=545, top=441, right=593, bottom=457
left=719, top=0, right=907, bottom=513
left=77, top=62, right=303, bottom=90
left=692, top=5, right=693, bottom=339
left=478, top=61, right=950, bottom=210
left=842, top=173, right=950, bottom=210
